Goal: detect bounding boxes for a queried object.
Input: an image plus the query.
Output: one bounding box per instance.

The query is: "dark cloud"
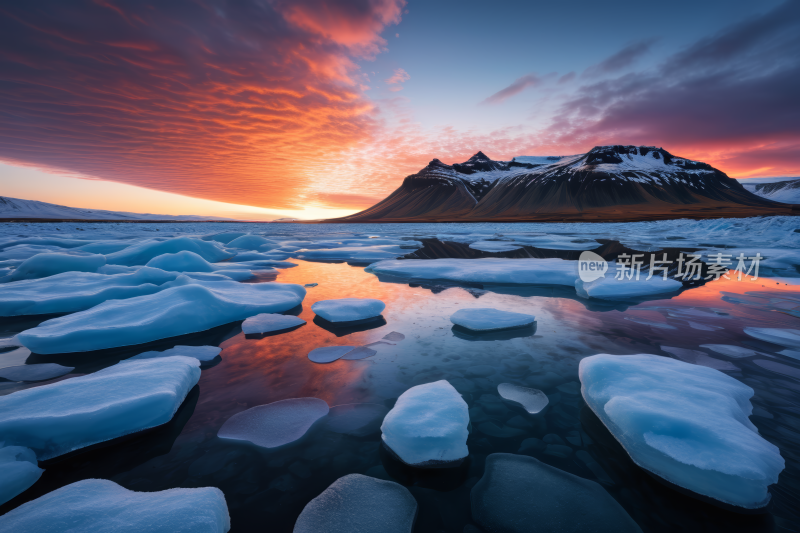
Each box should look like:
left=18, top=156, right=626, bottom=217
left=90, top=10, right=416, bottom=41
left=583, top=39, right=657, bottom=78
left=549, top=1, right=800, bottom=175
left=480, top=73, right=543, bottom=105
left=0, top=0, right=404, bottom=209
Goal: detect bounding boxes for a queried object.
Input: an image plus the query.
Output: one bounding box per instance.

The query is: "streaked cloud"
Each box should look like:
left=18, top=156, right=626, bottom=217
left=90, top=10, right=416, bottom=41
left=480, top=74, right=543, bottom=105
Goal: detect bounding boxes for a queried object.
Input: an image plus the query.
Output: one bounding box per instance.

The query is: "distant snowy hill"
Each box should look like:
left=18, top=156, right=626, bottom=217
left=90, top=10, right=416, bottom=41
left=335, top=146, right=795, bottom=222
left=0, top=196, right=234, bottom=221
left=738, top=177, right=800, bottom=204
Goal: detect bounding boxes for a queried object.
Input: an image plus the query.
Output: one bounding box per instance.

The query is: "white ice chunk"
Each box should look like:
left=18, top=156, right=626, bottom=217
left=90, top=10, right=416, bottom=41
left=242, top=313, right=305, bottom=335
left=18, top=279, right=305, bottom=354
left=0, top=363, right=73, bottom=382
left=576, top=275, right=683, bottom=300
left=294, top=474, right=416, bottom=533
left=226, top=235, right=276, bottom=250
left=743, top=327, right=800, bottom=349
left=0, top=267, right=179, bottom=316
left=0, top=446, right=43, bottom=506
left=0, top=357, right=200, bottom=460
left=468, top=241, right=523, bottom=253
left=312, top=298, right=385, bottom=323
left=0, top=479, right=230, bottom=532
left=106, top=237, right=232, bottom=266
left=450, top=308, right=535, bottom=331
left=367, top=258, right=578, bottom=286
left=471, top=453, right=641, bottom=533
left=380, top=380, right=469, bottom=467
left=497, top=383, right=549, bottom=414
left=146, top=251, right=216, bottom=272
left=10, top=253, right=105, bottom=281
left=580, top=354, right=784, bottom=509
left=218, top=398, right=329, bottom=448
left=130, top=345, right=221, bottom=362
left=308, top=346, right=356, bottom=364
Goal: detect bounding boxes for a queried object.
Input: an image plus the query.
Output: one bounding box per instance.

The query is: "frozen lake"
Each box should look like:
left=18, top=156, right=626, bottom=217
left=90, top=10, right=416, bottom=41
left=1, top=220, right=799, bottom=532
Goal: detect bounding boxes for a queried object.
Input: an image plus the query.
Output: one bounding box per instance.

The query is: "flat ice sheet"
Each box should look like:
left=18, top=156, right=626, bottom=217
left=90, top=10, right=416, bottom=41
left=0, top=356, right=200, bottom=460
left=18, top=278, right=305, bottom=354
left=0, top=479, right=230, bottom=532
left=368, top=258, right=577, bottom=286
left=312, top=298, right=385, bottom=323
left=241, top=313, right=305, bottom=335
left=0, top=363, right=73, bottom=382
left=450, top=308, right=535, bottom=331
left=218, top=398, right=329, bottom=448
left=130, top=345, right=221, bottom=362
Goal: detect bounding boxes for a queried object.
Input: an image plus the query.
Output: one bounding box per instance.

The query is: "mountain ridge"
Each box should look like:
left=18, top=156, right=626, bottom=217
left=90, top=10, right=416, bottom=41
left=333, top=146, right=797, bottom=222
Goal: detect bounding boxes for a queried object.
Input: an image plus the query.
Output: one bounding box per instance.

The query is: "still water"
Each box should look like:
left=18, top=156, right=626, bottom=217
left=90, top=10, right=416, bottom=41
left=1, top=257, right=799, bottom=532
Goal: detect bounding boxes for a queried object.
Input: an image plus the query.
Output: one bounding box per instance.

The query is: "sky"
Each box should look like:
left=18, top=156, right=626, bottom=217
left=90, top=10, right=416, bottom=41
left=0, top=0, right=798, bottom=220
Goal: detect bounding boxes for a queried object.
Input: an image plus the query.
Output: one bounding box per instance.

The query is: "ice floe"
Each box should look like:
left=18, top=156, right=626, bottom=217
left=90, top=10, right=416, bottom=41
left=226, top=235, right=277, bottom=250
left=380, top=380, right=469, bottom=467
left=0, top=479, right=230, bottom=532
left=471, top=453, right=641, bottom=533
left=0, top=363, right=73, bottom=382
left=312, top=298, right=385, bottom=323
left=580, top=353, right=784, bottom=509
left=242, top=313, right=305, bottom=335
left=295, top=245, right=408, bottom=264
left=0, top=445, right=43, bottom=505
left=9, top=252, right=106, bottom=281
left=0, top=267, right=179, bottom=316
left=294, top=474, right=416, bottom=533
left=661, top=346, right=738, bottom=371
left=0, top=357, right=200, bottom=460
left=497, top=383, right=549, bottom=414
left=383, top=331, right=405, bottom=341
left=743, top=327, right=800, bottom=349
left=218, top=398, right=329, bottom=448
left=450, top=308, right=535, bottom=331
left=367, top=258, right=577, bottom=286
left=18, top=279, right=305, bottom=354
left=146, top=250, right=217, bottom=272
left=130, top=345, right=221, bottom=362
left=575, top=275, right=683, bottom=300
left=468, top=241, right=524, bottom=253
left=700, top=344, right=762, bottom=358
left=308, top=346, right=356, bottom=364
left=106, top=236, right=232, bottom=266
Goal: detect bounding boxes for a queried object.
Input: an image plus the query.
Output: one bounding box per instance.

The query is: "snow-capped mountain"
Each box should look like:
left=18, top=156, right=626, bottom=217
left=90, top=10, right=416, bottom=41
left=739, top=177, right=800, bottom=204
left=337, top=146, right=796, bottom=222
left=0, top=196, right=233, bottom=221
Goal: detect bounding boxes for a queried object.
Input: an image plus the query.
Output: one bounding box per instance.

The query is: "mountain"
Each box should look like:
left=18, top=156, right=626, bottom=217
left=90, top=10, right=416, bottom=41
left=739, top=177, right=800, bottom=204
left=0, top=196, right=234, bottom=222
left=334, top=146, right=797, bottom=222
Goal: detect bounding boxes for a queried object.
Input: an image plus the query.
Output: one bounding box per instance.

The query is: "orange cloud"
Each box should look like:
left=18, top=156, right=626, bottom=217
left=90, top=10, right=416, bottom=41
left=0, top=0, right=404, bottom=210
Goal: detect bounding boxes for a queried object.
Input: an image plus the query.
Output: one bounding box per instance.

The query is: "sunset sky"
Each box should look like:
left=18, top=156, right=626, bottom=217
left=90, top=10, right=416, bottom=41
left=1, top=0, right=798, bottom=220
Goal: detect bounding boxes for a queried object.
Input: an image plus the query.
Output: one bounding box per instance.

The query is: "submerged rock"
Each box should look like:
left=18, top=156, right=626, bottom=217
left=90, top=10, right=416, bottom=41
left=0, top=445, right=43, bottom=505
left=450, top=308, right=535, bottom=332
left=0, top=356, right=200, bottom=460
left=471, top=453, right=641, bottom=533
left=381, top=380, right=469, bottom=468
left=312, top=298, right=386, bottom=323
left=0, top=479, right=230, bottom=532
left=218, top=398, right=329, bottom=448
left=497, top=383, right=549, bottom=414
left=294, top=474, right=416, bottom=533
left=580, top=353, right=784, bottom=510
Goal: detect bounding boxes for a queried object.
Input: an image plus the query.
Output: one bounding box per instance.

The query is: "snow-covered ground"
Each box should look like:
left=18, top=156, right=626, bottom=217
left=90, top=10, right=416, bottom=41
left=0, top=196, right=234, bottom=221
